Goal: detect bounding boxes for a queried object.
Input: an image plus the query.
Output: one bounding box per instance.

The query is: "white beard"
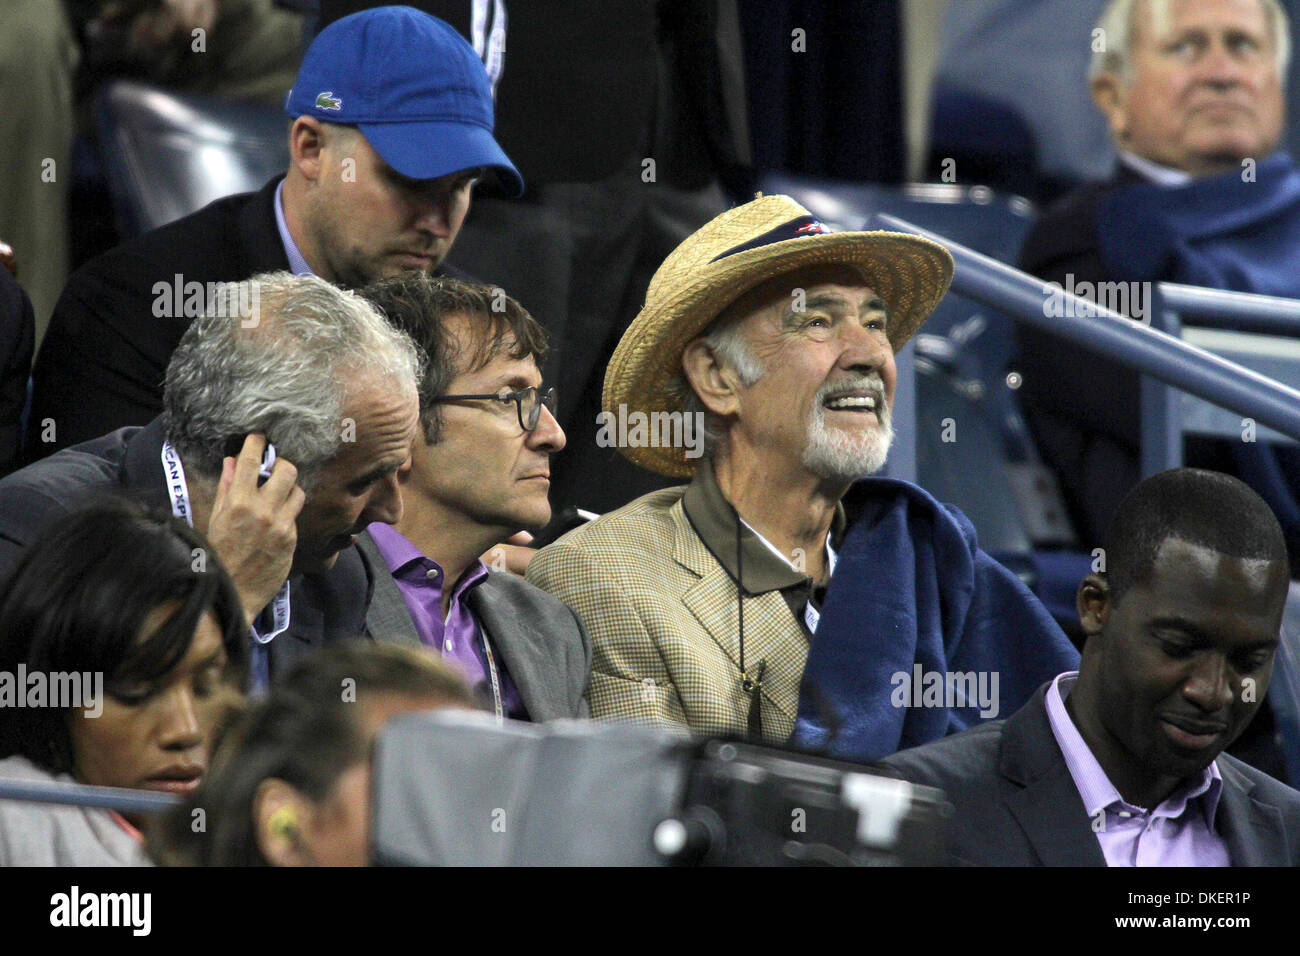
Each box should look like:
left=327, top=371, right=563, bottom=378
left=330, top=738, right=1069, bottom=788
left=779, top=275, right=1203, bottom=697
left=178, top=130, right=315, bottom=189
left=801, top=390, right=894, bottom=481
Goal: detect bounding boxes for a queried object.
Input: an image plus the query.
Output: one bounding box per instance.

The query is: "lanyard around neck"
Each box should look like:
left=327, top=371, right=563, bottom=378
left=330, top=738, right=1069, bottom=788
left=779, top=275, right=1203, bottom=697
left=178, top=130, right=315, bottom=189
left=160, top=441, right=291, bottom=643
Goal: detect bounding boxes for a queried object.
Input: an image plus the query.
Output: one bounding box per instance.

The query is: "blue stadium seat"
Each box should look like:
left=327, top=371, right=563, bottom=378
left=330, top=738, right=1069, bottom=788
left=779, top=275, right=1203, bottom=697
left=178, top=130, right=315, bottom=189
left=754, top=172, right=1035, bottom=263
left=94, top=79, right=289, bottom=237
left=913, top=334, right=1033, bottom=575
left=927, top=86, right=1039, bottom=199
left=752, top=173, right=1035, bottom=429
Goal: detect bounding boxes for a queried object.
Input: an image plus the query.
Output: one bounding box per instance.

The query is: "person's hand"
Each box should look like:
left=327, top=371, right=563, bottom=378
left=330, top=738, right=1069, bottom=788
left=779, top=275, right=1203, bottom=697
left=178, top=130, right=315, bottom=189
left=204, top=434, right=305, bottom=627
left=481, top=531, right=536, bottom=578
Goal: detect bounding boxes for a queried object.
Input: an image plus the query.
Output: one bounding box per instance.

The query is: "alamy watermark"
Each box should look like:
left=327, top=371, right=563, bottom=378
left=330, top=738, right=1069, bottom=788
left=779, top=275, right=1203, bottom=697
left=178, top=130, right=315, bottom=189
left=891, top=664, right=1000, bottom=719
left=0, top=665, right=103, bottom=718
left=1042, top=274, right=1151, bottom=325
left=595, top=404, right=705, bottom=460
left=152, top=274, right=260, bottom=326
left=50, top=886, right=150, bottom=936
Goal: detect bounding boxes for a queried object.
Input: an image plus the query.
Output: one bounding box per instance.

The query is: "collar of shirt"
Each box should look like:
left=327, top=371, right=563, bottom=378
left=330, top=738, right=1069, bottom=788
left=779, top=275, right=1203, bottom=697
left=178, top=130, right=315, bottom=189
left=682, top=458, right=845, bottom=595
left=366, top=522, right=490, bottom=605
left=109, top=811, right=144, bottom=844
left=1045, top=671, right=1223, bottom=830
left=1118, top=150, right=1194, bottom=188
left=740, top=516, right=838, bottom=580
left=274, top=180, right=315, bottom=276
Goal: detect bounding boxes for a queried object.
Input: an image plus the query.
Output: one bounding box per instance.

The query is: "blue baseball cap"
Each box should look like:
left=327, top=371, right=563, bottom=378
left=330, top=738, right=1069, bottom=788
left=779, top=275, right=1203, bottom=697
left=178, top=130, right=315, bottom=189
left=285, top=6, right=523, bottom=196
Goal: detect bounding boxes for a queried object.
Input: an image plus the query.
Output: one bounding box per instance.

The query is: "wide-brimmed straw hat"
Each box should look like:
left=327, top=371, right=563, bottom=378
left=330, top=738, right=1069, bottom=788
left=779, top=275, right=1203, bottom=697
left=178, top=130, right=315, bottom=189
left=603, top=194, right=955, bottom=477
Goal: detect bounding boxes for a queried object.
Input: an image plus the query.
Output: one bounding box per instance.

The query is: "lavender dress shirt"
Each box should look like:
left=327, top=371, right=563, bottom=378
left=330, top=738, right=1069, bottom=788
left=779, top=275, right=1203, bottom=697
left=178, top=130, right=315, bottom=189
left=1045, top=672, right=1230, bottom=867
left=367, top=523, right=526, bottom=718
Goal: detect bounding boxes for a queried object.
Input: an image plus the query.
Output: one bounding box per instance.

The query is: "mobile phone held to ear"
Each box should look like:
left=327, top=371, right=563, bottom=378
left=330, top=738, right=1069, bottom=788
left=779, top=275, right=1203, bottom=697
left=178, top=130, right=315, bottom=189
left=222, top=435, right=278, bottom=486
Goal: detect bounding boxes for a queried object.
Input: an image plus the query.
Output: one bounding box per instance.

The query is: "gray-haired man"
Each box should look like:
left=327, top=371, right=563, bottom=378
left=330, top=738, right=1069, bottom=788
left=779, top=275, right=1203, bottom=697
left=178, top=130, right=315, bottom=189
left=0, top=272, right=421, bottom=686
left=1017, top=0, right=1294, bottom=546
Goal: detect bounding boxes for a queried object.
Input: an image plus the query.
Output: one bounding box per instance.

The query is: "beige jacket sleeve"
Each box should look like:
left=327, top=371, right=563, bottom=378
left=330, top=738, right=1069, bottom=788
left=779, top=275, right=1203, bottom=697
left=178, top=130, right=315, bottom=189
left=527, top=534, right=689, bottom=730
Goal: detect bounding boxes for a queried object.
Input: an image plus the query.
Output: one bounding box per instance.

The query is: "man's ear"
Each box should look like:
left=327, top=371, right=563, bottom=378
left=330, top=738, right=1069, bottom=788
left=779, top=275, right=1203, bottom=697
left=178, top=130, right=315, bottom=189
left=682, top=339, right=742, bottom=419
left=253, top=777, right=314, bottom=867
left=1091, top=73, right=1129, bottom=142
left=289, top=116, right=328, bottom=184
left=1077, top=573, right=1112, bottom=639
left=399, top=423, right=433, bottom=485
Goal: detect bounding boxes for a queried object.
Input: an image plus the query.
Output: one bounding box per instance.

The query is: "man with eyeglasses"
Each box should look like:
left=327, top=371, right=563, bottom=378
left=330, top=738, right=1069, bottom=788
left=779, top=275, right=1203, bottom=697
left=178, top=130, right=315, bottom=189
left=356, top=274, right=590, bottom=721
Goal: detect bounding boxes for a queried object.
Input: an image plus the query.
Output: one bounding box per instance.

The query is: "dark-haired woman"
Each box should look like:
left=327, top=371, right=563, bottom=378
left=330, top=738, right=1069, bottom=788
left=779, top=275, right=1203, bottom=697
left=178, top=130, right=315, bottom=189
left=152, top=642, right=474, bottom=866
left=0, top=500, right=247, bottom=865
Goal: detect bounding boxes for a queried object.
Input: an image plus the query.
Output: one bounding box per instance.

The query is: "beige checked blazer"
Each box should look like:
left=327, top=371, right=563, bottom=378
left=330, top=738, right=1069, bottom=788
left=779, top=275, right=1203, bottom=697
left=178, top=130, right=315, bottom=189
left=526, top=486, right=809, bottom=742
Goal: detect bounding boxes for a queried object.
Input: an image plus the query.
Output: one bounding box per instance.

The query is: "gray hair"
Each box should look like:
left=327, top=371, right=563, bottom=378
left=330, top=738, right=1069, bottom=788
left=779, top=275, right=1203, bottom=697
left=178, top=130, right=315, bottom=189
left=674, top=314, right=766, bottom=459
left=164, top=272, right=422, bottom=486
left=1090, top=0, right=1291, bottom=83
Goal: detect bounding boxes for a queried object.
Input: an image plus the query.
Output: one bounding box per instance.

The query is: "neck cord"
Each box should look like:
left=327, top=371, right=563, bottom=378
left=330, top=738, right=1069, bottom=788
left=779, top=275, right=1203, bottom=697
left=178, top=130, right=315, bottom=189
left=733, top=501, right=764, bottom=739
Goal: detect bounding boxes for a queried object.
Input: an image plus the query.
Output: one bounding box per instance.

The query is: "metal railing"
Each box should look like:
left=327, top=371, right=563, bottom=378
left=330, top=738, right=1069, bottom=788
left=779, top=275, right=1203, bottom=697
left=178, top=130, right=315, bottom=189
left=0, top=777, right=180, bottom=814
left=1160, top=282, right=1300, bottom=337
left=869, top=212, right=1300, bottom=446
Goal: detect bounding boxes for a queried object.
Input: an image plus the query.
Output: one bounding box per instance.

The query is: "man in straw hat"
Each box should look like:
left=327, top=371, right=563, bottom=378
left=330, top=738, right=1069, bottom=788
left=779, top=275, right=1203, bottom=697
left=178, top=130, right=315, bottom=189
left=528, top=194, right=1078, bottom=747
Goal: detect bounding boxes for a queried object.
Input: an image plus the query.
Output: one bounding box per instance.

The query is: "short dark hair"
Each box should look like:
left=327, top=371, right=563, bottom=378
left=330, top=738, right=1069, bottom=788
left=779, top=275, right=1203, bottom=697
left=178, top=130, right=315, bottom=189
left=362, top=274, right=548, bottom=443
left=149, top=642, right=476, bottom=866
left=0, top=500, right=248, bottom=773
left=1104, top=468, right=1288, bottom=605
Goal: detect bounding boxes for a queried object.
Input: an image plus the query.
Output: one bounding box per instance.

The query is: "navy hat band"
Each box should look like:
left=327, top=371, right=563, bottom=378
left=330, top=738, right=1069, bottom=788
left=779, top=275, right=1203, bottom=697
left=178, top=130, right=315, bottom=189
left=710, top=216, right=832, bottom=263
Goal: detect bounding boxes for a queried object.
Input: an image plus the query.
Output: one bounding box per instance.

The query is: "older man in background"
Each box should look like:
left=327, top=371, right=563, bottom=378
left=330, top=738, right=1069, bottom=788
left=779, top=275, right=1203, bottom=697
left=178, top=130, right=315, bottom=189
left=1016, top=0, right=1296, bottom=546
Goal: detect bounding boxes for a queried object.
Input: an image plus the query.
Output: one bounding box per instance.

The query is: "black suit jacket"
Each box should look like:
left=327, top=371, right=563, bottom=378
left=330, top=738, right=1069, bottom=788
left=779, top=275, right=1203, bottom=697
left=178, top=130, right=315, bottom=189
left=880, top=684, right=1300, bottom=866
left=0, top=416, right=371, bottom=681
left=29, top=177, right=291, bottom=458
left=1017, top=167, right=1145, bottom=288
left=30, top=175, right=472, bottom=460
left=0, top=268, right=34, bottom=476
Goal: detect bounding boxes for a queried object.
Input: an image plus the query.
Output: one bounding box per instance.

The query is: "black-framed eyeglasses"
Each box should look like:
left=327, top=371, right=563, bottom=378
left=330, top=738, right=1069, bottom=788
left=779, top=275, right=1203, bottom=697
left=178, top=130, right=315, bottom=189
left=430, top=386, right=558, bottom=433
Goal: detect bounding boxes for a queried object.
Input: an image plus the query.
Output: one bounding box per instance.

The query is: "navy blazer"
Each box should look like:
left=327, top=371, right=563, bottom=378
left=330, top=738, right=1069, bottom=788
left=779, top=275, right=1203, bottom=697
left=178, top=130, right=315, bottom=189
left=1013, top=166, right=1147, bottom=547
left=880, top=684, right=1300, bottom=866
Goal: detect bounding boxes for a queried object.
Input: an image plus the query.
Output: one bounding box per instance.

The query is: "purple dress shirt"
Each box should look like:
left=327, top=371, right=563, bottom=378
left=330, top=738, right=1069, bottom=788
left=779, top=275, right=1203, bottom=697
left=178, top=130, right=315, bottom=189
left=1045, top=672, right=1229, bottom=867
left=367, top=523, right=526, bottom=719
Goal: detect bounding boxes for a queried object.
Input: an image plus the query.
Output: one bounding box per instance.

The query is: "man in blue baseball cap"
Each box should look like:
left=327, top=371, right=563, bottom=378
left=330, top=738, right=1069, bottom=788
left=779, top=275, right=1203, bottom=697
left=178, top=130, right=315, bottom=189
left=29, top=4, right=523, bottom=457
left=280, top=5, right=523, bottom=289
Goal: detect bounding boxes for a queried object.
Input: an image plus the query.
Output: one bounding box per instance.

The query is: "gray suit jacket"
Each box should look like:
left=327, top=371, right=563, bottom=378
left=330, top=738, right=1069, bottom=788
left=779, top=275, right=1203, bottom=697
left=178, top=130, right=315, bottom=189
left=356, top=531, right=591, bottom=721
left=880, top=684, right=1300, bottom=866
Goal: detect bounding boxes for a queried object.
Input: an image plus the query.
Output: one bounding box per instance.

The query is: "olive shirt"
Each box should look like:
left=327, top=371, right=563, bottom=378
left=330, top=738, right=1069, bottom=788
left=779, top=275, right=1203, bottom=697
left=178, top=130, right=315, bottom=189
left=527, top=460, right=844, bottom=742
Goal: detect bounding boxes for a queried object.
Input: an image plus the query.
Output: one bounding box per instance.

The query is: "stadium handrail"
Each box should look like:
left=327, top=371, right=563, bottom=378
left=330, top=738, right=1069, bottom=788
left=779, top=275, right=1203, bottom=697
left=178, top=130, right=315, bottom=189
left=1159, top=282, right=1300, bottom=337
left=869, top=213, right=1300, bottom=445
left=0, top=777, right=180, bottom=814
